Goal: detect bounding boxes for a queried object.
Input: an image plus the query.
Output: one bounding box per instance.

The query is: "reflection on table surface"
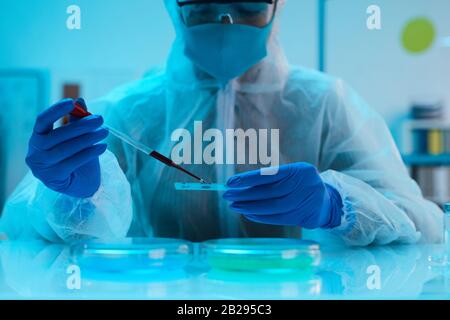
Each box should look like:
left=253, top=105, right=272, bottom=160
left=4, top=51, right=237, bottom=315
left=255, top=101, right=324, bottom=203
left=0, top=240, right=449, bottom=299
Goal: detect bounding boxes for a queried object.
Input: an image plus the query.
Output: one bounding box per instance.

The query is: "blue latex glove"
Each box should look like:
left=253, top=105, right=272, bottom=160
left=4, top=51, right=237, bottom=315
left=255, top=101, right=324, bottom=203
left=223, top=163, right=344, bottom=229
left=26, top=99, right=108, bottom=198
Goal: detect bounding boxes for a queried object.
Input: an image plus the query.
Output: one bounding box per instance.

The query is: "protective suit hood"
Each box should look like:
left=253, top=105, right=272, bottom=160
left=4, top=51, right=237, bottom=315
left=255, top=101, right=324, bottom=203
left=163, top=0, right=289, bottom=91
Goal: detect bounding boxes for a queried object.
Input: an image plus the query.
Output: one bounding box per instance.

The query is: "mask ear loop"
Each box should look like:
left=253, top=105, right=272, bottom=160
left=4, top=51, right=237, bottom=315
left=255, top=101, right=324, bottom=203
left=267, top=0, right=279, bottom=26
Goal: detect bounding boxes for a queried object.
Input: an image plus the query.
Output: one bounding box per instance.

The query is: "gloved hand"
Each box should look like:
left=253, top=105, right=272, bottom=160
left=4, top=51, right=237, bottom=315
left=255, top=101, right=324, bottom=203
left=223, top=163, right=344, bottom=229
left=26, top=99, right=108, bottom=198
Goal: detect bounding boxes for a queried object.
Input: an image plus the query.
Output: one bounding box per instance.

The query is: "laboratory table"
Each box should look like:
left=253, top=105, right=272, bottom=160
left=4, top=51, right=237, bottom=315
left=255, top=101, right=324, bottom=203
left=0, top=240, right=449, bottom=300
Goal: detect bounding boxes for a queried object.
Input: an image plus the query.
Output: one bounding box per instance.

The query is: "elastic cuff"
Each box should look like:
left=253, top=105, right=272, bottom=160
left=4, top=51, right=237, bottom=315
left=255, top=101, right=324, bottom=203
left=321, top=184, right=344, bottom=229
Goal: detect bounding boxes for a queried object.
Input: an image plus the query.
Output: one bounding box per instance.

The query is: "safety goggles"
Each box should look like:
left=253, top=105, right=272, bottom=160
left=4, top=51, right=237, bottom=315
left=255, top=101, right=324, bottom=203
left=177, top=0, right=278, bottom=27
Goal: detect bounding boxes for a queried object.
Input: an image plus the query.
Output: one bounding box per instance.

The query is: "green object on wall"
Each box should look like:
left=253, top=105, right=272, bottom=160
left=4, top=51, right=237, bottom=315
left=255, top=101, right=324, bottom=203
left=402, top=17, right=436, bottom=54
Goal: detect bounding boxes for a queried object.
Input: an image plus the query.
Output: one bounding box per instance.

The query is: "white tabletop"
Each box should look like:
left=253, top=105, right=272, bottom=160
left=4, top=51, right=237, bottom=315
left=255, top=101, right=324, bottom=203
left=0, top=240, right=449, bottom=300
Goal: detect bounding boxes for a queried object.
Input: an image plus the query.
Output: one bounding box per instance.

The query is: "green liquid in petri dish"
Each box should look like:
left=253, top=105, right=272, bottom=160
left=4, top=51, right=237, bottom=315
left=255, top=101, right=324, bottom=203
left=202, top=238, right=320, bottom=273
left=208, top=254, right=316, bottom=272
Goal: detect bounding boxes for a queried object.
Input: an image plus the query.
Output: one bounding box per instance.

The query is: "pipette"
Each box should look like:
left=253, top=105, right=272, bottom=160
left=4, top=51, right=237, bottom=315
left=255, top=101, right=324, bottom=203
left=71, top=100, right=208, bottom=184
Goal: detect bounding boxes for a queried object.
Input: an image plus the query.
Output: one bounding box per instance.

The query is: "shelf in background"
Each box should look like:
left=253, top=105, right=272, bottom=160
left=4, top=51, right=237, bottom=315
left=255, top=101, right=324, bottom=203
left=402, top=154, right=450, bottom=166
left=404, top=120, right=450, bottom=130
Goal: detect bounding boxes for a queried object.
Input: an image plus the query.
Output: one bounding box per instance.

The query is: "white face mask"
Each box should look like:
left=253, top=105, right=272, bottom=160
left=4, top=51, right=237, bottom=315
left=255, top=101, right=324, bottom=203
left=181, top=21, right=273, bottom=83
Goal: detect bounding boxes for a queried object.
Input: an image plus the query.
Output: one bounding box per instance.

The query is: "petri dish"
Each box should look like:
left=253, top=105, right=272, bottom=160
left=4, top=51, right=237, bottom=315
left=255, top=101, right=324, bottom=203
left=71, top=238, right=192, bottom=274
left=202, top=238, right=321, bottom=273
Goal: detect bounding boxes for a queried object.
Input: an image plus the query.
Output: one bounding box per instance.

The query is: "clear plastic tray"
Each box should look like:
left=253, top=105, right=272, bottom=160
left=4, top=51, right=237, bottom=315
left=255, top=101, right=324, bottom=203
left=201, top=238, right=320, bottom=272
left=71, top=238, right=192, bottom=274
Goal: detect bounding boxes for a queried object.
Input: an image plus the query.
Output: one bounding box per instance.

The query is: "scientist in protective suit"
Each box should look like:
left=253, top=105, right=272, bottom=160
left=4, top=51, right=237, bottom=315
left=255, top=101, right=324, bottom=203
left=0, top=0, right=443, bottom=245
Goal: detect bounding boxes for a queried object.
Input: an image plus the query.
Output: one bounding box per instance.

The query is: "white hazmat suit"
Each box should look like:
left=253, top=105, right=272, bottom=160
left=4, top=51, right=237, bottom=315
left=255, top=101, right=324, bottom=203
left=0, top=0, right=443, bottom=245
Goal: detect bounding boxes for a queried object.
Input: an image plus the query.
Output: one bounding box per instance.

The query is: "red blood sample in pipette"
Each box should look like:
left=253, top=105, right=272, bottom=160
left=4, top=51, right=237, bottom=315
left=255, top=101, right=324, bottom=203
left=71, top=99, right=207, bottom=184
